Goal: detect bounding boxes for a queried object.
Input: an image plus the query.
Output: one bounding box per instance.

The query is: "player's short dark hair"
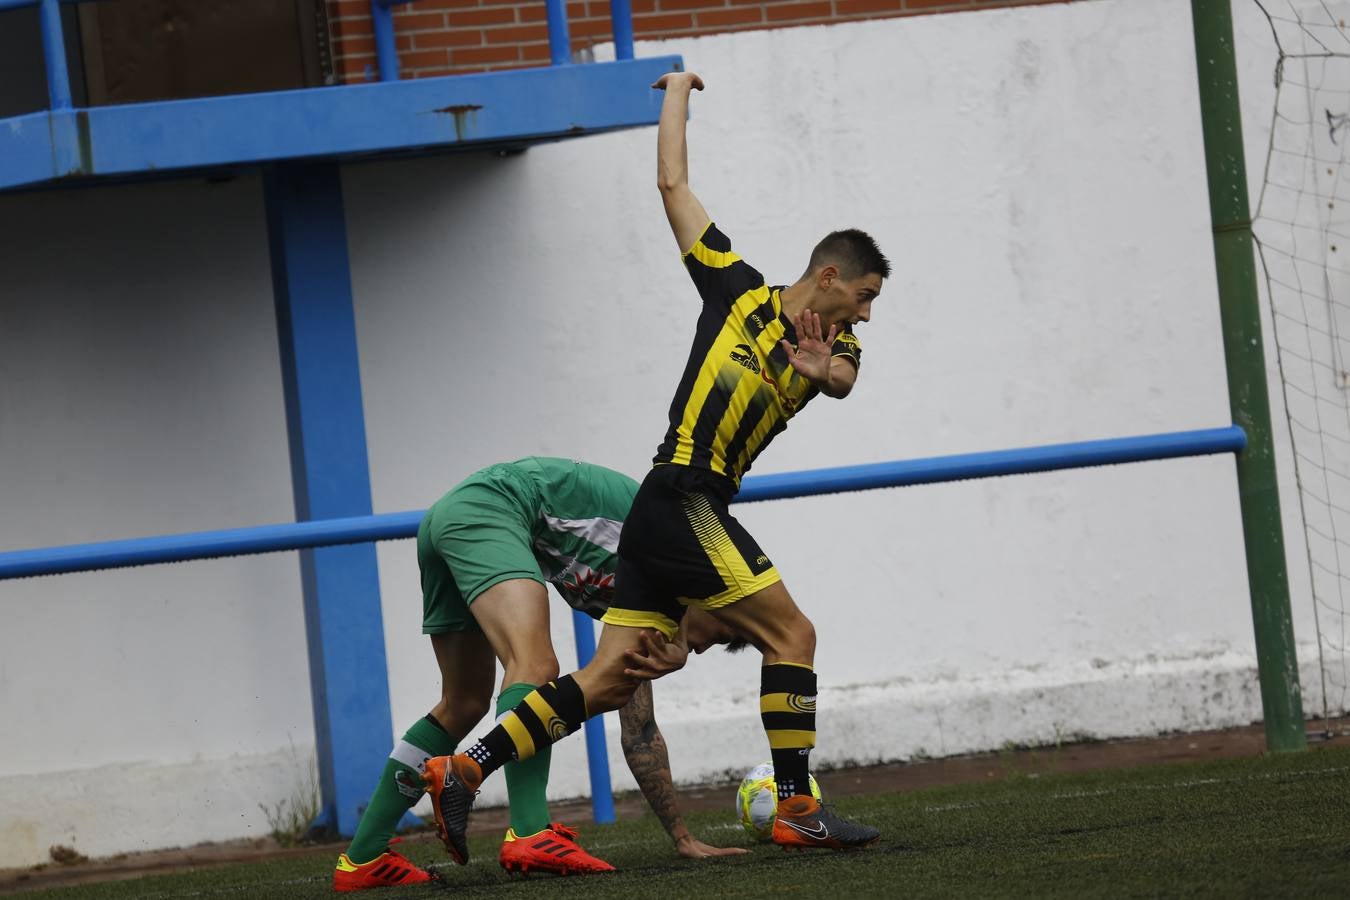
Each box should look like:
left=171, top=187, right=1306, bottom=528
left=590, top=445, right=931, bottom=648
left=724, top=636, right=751, bottom=654
left=805, top=229, right=891, bottom=281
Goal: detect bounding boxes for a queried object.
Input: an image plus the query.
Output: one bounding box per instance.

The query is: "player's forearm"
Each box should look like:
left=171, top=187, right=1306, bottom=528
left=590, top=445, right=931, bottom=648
left=619, top=685, right=693, bottom=844
left=814, top=360, right=856, bottom=399
left=656, top=83, right=694, bottom=194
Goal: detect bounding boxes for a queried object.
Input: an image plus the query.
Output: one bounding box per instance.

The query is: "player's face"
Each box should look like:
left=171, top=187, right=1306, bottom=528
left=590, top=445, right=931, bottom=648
left=683, top=607, right=741, bottom=654
left=822, top=269, right=882, bottom=330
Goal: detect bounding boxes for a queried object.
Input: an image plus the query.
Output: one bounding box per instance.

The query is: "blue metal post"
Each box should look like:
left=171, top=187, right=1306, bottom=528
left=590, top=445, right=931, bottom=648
left=263, top=161, right=396, bottom=838
left=545, top=0, right=572, bottom=66
left=609, top=0, right=635, bottom=61
left=371, top=0, right=400, bottom=82
left=571, top=609, right=616, bottom=823
left=38, top=0, right=72, bottom=110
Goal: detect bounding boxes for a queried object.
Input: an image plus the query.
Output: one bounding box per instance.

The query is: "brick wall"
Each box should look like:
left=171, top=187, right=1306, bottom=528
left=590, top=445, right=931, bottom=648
left=328, top=0, right=1072, bottom=82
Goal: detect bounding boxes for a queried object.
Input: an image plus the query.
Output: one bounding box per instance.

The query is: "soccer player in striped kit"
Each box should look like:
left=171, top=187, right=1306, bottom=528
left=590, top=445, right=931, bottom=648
left=424, top=71, right=890, bottom=863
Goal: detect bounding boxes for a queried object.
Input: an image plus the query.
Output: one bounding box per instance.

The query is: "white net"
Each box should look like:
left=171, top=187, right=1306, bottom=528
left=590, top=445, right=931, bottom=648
left=1251, top=0, right=1350, bottom=723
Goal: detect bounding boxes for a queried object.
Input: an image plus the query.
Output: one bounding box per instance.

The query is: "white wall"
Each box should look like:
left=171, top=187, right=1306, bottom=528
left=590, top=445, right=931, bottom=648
left=0, top=0, right=1330, bottom=869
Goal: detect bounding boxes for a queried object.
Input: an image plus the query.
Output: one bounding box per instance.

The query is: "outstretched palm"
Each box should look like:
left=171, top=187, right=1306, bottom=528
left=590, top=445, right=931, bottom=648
left=780, top=310, right=838, bottom=384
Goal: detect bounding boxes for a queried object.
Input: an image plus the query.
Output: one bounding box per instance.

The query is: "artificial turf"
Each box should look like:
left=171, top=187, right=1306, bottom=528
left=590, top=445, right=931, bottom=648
left=13, top=745, right=1350, bottom=899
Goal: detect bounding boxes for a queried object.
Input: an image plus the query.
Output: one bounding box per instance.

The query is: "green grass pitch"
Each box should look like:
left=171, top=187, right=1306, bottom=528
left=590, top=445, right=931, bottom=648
left=15, top=745, right=1350, bottom=898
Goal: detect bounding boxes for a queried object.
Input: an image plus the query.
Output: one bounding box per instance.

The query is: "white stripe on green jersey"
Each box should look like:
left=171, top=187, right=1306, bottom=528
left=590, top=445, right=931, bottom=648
left=511, top=458, right=639, bottom=619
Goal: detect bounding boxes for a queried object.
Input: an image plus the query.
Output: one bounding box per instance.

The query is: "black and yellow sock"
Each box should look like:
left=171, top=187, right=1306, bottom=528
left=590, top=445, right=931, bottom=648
left=346, top=714, right=458, bottom=864
left=760, top=662, right=817, bottom=800
left=463, top=675, right=587, bottom=780
left=497, top=682, right=553, bottom=836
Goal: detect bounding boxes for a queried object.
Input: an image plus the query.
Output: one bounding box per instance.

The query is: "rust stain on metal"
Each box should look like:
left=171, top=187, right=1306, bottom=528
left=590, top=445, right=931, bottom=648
left=432, top=103, right=484, bottom=142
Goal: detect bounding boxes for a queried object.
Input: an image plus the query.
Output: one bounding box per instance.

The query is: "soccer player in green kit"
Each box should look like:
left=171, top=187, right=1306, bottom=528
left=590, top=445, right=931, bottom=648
left=422, top=71, right=891, bottom=866
left=333, top=457, right=746, bottom=891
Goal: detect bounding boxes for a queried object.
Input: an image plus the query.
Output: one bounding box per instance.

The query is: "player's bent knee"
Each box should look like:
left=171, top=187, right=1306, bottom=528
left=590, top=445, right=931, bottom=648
left=434, top=693, right=492, bottom=736
left=510, top=658, right=561, bottom=687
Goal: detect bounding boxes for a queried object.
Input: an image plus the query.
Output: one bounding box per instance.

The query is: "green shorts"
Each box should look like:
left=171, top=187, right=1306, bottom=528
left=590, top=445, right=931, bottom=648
left=418, top=463, right=546, bottom=635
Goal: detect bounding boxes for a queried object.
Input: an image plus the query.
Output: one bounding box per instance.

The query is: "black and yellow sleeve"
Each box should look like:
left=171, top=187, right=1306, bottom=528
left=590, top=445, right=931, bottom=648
left=832, top=327, right=862, bottom=369
left=682, top=222, right=765, bottom=309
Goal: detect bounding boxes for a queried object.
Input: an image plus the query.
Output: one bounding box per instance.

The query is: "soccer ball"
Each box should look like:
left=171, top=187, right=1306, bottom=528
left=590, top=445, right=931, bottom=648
left=734, top=761, right=822, bottom=840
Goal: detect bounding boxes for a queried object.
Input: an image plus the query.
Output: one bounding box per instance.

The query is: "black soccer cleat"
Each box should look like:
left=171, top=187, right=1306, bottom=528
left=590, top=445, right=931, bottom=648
left=421, top=754, right=481, bottom=865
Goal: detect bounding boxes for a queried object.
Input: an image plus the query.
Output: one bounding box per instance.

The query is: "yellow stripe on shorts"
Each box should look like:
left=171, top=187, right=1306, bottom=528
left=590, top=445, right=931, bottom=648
left=600, top=607, right=682, bottom=640
left=679, top=493, right=782, bottom=607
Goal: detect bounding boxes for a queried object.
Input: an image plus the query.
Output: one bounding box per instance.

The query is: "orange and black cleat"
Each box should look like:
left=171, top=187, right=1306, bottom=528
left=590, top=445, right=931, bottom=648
left=499, top=822, right=616, bottom=876
left=332, top=840, right=438, bottom=892
left=772, top=795, right=880, bottom=851
left=421, top=753, right=483, bottom=865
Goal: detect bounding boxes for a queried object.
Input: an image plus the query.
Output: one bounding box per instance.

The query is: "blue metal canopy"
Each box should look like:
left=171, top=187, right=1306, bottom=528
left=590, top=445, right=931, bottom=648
left=1, top=57, right=680, bottom=192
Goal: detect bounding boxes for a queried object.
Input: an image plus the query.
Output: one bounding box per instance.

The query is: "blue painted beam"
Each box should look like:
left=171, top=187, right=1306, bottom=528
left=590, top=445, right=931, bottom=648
left=610, top=0, right=636, bottom=61
left=371, top=0, right=399, bottom=82
left=571, top=609, right=617, bottom=824
left=264, top=161, right=395, bottom=838
left=37, top=0, right=71, bottom=110
left=0, top=57, right=683, bottom=192
left=545, top=0, right=572, bottom=66
left=0, top=427, right=1247, bottom=580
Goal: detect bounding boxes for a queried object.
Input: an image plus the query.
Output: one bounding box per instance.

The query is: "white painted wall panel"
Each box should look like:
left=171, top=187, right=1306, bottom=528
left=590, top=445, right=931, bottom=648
left=0, top=0, right=1329, bottom=868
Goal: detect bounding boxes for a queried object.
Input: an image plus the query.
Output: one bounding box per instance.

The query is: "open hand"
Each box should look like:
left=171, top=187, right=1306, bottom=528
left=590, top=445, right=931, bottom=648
left=652, top=71, right=705, bottom=91
left=779, top=309, right=838, bottom=385
left=622, top=631, right=688, bottom=680
left=675, top=833, right=750, bottom=859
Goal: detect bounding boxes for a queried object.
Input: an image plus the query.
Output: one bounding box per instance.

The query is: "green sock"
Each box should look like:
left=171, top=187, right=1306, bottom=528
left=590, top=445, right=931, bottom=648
left=346, top=715, right=458, bottom=865
left=498, top=682, right=552, bottom=836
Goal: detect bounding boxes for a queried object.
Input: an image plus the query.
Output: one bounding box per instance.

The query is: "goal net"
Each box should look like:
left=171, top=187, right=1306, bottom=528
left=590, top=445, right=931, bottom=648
left=1251, top=0, right=1350, bottom=725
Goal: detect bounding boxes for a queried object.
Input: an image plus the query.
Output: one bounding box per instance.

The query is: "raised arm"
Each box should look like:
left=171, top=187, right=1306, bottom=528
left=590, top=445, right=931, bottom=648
left=618, top=680, right=748, bottom=859
left=653, top=72, right=712, bottom=255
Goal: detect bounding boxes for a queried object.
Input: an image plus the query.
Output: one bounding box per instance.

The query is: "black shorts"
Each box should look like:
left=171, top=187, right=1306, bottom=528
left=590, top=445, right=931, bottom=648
left=600, top=465, right=781, bottom=638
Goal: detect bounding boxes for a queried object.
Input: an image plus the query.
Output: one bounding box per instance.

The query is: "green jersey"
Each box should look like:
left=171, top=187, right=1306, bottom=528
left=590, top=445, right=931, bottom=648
left=418, top=457, right=639, bottom=632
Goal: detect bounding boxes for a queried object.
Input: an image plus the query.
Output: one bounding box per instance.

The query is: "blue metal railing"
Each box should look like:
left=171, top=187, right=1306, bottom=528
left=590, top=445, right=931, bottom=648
left=0, top=427, right=1247, bottom=581
left=369, top=0, right=638, bottom=82
left=5, top=0, right=640, bottom=96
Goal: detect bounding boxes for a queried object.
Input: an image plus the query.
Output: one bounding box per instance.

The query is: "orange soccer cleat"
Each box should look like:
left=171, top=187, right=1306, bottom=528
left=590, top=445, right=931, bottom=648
left=771, top=795, right=881, bottom=851
left=332, top=839, right=438, bottom=892
left=499, top=822, right=616, bottom=876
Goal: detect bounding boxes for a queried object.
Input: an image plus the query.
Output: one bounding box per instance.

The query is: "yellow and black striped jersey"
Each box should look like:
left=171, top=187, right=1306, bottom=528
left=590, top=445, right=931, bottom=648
left=653, top=222, right=862, bottom=488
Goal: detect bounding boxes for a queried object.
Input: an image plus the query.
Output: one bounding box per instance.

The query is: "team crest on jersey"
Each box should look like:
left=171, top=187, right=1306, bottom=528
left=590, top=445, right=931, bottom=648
left=562, top=566, right=615, bottom=592
left=730, top=343, right=761, bottom=374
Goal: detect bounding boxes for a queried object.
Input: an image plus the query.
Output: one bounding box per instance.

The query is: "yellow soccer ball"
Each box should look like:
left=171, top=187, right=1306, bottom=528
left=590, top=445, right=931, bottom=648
left=735, top=761, right=823, bottom=840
